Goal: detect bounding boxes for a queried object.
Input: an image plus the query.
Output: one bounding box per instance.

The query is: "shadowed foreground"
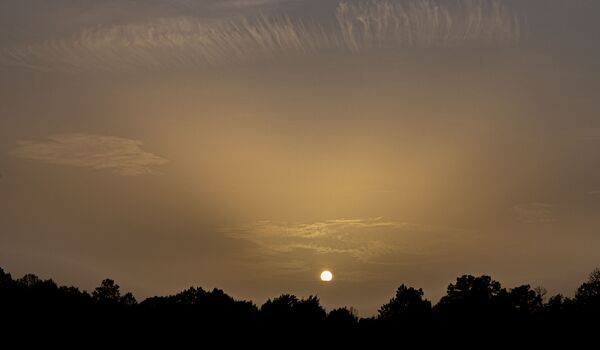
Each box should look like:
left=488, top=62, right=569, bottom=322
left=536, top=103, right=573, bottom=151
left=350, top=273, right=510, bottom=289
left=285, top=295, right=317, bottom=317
left=1, top=267, right=599, bottom=345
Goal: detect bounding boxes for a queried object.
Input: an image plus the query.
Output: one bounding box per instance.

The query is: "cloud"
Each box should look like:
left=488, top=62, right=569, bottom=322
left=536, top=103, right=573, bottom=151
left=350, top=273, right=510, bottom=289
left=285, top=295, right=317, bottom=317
left=513, top=202, right=555, bottom=223
left=222, top=217, right=468, bottom=263
left=10, top=134, right=168, bottom=176
left=211, top=0, right=289, bottom=10
left=1, top=0, right=523, bottom=72
left=336, top=0, right=521, bottom=51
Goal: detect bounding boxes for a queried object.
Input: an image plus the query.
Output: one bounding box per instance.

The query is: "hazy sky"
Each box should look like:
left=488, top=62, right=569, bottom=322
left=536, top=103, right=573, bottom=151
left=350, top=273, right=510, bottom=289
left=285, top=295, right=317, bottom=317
left=1, top=0, right=600, bottom=316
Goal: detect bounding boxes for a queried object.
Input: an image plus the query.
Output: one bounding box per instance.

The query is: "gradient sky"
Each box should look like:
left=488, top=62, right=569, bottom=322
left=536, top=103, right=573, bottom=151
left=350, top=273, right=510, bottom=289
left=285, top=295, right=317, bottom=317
left=1, top=0, right=600, bottom=316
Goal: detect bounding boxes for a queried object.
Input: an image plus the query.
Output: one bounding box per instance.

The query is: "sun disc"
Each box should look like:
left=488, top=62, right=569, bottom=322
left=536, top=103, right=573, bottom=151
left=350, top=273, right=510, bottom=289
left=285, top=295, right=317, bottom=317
left=320, top=270, right=333, bottom=282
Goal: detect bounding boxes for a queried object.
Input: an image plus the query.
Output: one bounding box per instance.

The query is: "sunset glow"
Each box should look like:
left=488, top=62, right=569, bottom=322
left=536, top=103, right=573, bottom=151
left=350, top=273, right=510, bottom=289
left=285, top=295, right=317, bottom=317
left=1, top=0, right=600, bottom=318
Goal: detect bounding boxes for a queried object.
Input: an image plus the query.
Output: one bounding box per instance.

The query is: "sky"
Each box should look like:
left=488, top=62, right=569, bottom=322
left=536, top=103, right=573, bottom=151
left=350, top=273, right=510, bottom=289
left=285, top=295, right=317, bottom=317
left=1, top=0, right=600, bottom=316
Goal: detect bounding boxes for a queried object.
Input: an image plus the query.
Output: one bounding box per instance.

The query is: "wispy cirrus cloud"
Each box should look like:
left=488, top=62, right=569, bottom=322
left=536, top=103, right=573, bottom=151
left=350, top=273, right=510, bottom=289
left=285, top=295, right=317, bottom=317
left=211, top=0, right=290, bottom=10
left=513, top=202, right=555, bottom=223
left=1, top=0, right=523, bottom=72
left=10, top=134, right=168, bottom=176
left=222, top=217, right=470, bottom=263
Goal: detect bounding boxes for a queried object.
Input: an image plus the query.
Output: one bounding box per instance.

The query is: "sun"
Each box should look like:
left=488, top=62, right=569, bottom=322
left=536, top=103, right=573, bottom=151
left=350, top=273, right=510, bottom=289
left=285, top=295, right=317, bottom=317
left=320, top=270, right=333, bottom=282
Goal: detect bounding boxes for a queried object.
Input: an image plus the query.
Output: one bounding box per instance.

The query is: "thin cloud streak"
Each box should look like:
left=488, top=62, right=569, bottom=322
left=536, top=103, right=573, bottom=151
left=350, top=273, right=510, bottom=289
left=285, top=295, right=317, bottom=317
left=513, top=202, right=555, bottom=224
left=211, top=0, right=290, bottom=10
left=2, top=0, right=523, bottom=72
left=223, top=217, right=470, bottom=263
left=10, top=134, right=168, bottom=176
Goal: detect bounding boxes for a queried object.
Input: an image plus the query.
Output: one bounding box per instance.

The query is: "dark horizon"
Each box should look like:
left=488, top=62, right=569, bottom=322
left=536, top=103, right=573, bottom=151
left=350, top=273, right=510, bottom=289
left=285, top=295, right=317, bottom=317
left=3, top=264, right=600, bottom=314
left=2, top=265, right=600, bottom=318
left=3, top=264, right=600, bottom=345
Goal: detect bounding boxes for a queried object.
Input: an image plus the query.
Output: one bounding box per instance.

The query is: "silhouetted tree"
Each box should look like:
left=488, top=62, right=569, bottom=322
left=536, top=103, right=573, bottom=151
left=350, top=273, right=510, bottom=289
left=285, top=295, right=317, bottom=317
left=436, top=275, right=506, bottom=320
left=0, top=268, right=12, bottom=291
left=57, top=285, right=92, bottom=308
left=92, top=278, right=136, bottom=306
left=295, top=295, right=327, bottom=324
left=121, top=292, right=137, bottom=306
left=261, top=293, right=298, bottom=322
left=2, top=265, right=600, bottom=342
left=0, top=268, right=10, bottom=282
left=544, top=294, right=575, bottom=316
left=18, top=273, right=41, bottom=287
left=327, top=307, right=359, bottom=329
left=261, top=294, right=326, bottom=328
left=575, top=268, right=600, bottom=313
left=139, top=285, right=257, bottom=330
left=93, top=279, right=122, bottom=304
left=534, top=286, right=548, bottom=301
left=378, top=284, right=431, bottom=323
left=506, top=285, right=544, bottom=315
left=0, top=268, right=14, bottom=308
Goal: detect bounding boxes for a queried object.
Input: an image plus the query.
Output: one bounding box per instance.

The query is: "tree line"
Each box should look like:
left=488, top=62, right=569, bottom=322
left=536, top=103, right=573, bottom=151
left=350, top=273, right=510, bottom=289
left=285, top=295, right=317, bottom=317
left=1, top=266, right=599, bottom=343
